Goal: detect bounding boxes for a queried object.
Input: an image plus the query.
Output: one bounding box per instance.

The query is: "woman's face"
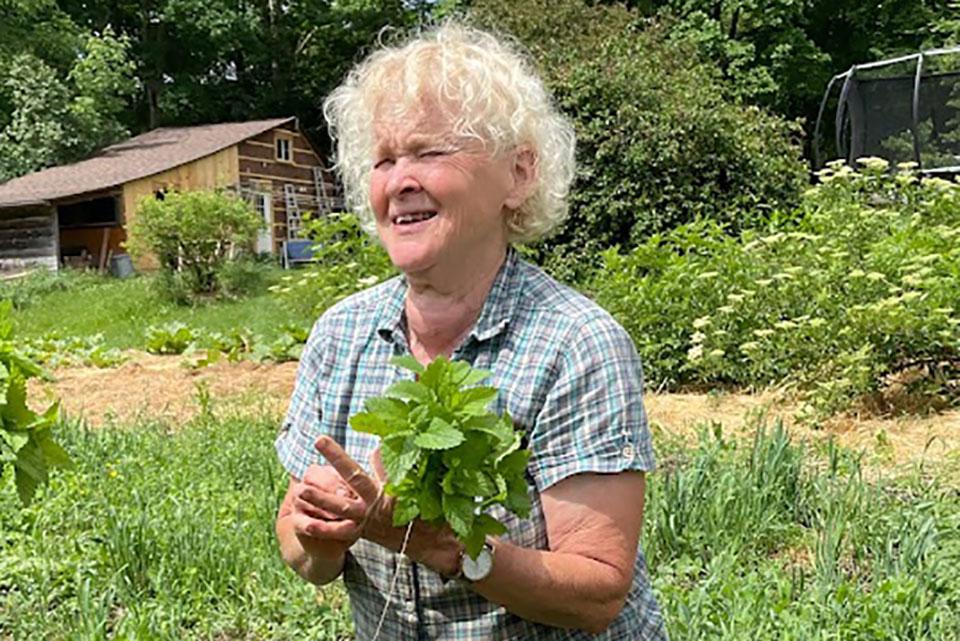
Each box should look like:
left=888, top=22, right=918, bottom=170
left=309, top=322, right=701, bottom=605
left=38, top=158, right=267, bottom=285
left=369, top=108, right=520, bottom=280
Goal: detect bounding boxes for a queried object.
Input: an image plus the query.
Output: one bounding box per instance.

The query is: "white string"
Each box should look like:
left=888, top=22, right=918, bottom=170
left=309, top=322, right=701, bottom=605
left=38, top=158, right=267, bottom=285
left=370, top=521, right=415, bottom=641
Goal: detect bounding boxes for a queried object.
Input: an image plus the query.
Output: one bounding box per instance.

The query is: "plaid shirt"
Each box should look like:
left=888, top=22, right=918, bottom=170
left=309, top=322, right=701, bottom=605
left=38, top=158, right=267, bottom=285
left=276, top=248, right=668, bottom=640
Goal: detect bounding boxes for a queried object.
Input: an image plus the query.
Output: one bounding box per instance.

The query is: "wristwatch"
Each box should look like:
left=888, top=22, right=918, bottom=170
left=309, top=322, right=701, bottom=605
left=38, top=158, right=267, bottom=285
left=458, top=540, right=495, bottom=583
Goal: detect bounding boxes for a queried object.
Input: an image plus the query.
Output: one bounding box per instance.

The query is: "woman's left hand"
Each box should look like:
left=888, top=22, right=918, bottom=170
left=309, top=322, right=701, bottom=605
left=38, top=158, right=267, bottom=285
left=314, top=436, right=463, bottom=575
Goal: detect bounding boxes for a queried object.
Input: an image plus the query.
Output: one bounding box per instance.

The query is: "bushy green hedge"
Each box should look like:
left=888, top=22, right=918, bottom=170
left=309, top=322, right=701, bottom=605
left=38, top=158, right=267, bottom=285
left=269, top=213, right=394, bottom=318
left=589, top=159, right=960, bottom=417
left=470, top=0, right=807, bottom=279
left=127, top=190, right=262, bottom=300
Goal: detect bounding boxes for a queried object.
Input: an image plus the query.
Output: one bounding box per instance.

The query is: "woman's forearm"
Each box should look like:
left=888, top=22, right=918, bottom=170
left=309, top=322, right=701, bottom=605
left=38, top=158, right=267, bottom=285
left=275, top=513, right=347, bottom=586
left=471, top=539, right=633, bottom=634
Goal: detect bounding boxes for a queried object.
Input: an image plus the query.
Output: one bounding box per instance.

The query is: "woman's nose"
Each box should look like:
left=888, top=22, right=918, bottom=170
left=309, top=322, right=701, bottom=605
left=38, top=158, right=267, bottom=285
left=385, top=157, right=422, bottom=198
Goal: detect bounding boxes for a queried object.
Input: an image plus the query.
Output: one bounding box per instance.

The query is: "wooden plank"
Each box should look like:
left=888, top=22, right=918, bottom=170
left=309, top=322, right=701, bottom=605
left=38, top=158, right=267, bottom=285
left=0, top=228, right=54, bottom=242
left=239, top=158, right=315, bottom=182
left=239, top=170, right=314, bottom=186
left=98, top=227, right=110, bottom=272
left=0, top=215, right=54, bottom=229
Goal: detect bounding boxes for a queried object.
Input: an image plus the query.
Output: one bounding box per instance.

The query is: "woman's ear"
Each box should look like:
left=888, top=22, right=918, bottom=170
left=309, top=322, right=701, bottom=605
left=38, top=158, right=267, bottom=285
left=504, top=146, right=537, bottom=211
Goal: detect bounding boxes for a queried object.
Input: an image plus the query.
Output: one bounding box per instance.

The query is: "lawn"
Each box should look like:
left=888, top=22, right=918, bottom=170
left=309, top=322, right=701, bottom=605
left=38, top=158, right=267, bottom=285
left=2, top=408, right=958, bottom=640
left=4, top=268, right=304, bottom=350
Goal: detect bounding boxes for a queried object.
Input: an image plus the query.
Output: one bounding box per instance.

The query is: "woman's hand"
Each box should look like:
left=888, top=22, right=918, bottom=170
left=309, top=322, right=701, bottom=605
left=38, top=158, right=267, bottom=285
left=290, top=463, right=365, bottom=560
left=315, top=436, right=463, bottom=576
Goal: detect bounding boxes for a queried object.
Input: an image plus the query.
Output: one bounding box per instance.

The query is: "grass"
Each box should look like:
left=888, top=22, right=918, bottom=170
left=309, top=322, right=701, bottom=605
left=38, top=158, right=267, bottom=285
left=2, top=411, right=958, bottom=640
left=0, top=409, right=353, bottom=640
left=4, top=267, right=303, bottom=350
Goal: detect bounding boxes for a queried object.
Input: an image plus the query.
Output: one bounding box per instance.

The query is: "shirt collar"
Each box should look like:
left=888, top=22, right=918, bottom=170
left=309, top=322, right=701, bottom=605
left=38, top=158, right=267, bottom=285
left=375, top=246, right=522, bottom=346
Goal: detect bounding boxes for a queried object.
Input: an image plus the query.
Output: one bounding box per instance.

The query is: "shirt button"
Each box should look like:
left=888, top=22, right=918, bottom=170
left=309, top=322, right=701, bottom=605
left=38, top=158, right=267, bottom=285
left=622, top=444, right=635, bottom=461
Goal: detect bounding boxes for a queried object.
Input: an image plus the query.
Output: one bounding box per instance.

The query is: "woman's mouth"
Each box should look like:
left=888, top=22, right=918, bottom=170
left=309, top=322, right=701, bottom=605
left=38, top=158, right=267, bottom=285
left=393, top=211, right=438, bottom=225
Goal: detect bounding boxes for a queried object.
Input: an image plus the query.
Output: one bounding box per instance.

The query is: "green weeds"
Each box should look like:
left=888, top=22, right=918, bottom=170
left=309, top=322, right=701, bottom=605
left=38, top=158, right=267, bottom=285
left=2, top=413, right=958, bottom=639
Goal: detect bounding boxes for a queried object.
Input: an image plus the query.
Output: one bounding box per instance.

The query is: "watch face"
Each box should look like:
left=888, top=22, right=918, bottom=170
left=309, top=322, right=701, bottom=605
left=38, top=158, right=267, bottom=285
left=462, top=547, right=493, bottom=581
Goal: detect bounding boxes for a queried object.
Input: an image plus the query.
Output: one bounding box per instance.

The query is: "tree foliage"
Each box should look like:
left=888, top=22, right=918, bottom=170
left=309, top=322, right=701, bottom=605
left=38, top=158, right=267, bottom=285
left=470, top=0, right=807, bottom=278
left=0, top=28, right=136, bottom=181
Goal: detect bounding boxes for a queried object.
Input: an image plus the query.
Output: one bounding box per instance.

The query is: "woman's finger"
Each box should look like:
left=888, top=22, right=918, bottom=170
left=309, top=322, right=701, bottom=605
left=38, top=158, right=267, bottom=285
left=290, top=512, right=361, bottom=542
left=298, top=486, right=367, bottom=521
left=315, top=436, right=381, bottom=503
left=293, top=497, right=342, bottom=522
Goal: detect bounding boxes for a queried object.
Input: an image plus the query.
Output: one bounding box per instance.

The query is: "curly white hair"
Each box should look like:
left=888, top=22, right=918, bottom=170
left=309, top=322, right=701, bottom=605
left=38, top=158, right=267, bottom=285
left=322, top=22, right=576, bottom=242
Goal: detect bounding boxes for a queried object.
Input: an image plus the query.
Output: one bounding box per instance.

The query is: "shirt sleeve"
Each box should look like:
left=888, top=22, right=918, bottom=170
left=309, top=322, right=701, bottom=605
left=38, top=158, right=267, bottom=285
left=275, top=316, right=328, bottom=481
left=528, top=313, right=656, bottom=492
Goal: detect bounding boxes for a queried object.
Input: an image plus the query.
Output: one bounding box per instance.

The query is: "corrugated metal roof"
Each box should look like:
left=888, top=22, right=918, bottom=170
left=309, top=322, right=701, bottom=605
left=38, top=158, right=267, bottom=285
left=0, top=117, right=295, bottom=208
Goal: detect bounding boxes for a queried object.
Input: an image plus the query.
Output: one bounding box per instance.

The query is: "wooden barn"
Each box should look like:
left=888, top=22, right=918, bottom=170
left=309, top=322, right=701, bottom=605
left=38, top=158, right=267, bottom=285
left=0, top=117, right=340, bottom=271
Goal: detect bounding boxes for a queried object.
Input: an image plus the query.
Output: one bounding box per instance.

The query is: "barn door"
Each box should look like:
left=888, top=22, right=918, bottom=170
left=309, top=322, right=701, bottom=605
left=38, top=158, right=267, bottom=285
left=254, top=192, right=273, bottom=254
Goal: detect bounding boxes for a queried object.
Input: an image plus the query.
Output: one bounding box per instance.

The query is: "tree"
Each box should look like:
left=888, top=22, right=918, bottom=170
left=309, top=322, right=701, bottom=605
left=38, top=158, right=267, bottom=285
left=469, top=0, right=807, bottom=280
left=0, top=28, right=137, bottom=181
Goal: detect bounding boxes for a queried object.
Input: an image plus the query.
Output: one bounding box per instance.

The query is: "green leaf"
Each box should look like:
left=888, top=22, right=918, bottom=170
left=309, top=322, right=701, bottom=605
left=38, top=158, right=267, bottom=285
left=418, top=478, right=443, bottom=522
left=2, top=373, right=36, bottom=427
left=363, top=397, right=410, bottom=421
left=414, top=417, right=465, bottom=450
left=385, top=379, right=432, bottom=403
left=37, top=433, right=73, bottom=469
left=497, top=449, right=531, bottom=477
left=381, top=434, right=420, bottom=483
left=418, top=355, right=449, bottom=390
left=505, top=476, right=532, bottom=518
left=15, top=466, right=39, bottom=506
left=456, top=365, right=491, bottom=387
left=455, top=469, right=498, bottom=497
left=392, top=494, right=421, bottom=526
left=390, top=354, right=425, bottom=374
left=442, top=494, right=476, bottom=538
left=349, top=411, right=393, bottom=437
left=464, top=514, right=508, bottom=560
left=458, top=386, right=498, bottom=415
left=0, top=429, right=29, bottom=454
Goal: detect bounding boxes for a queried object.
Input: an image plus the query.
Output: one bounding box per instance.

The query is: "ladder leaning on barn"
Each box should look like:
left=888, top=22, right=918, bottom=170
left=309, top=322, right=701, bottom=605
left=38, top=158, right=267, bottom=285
left=281, top=183, right=314, bottom=269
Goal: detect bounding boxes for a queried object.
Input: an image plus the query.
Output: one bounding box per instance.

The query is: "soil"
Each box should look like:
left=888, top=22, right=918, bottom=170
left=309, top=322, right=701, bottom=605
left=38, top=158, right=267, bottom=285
left=27, top=351, right=960, bottom=476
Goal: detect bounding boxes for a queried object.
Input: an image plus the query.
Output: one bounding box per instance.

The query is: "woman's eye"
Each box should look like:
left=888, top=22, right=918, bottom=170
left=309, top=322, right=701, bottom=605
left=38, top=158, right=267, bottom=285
left=374, top=158, right=394, bottom=169
left=420, top=150, right=446, bottom=158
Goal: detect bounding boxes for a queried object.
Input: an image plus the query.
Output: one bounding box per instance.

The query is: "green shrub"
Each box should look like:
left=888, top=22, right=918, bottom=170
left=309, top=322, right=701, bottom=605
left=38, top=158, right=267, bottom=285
left=127, top=190, right=262, bottom=298
left=589, top=159, right=960, bottom=417
left=470, top=0, right=807, bottom=280
left=270, top=213, right=394, bottom=318
left=215, top=256, right=272, bottom=299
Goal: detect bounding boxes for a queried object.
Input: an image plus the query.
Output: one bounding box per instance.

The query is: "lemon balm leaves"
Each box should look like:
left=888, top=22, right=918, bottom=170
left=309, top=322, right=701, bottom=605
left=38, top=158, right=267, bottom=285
left=349, top=354, right=532, bottom=559
left=414, top=418, right=465, bottom=450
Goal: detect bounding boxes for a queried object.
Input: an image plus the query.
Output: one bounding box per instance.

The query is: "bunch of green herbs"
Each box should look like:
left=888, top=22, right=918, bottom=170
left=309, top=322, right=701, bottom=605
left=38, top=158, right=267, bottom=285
left=350, top=355, right=531, bottom=559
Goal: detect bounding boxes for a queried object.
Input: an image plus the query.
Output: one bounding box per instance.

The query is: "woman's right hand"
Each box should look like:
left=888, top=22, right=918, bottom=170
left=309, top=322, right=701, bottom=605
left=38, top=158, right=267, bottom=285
left=288, top=464, right=368, bottom=560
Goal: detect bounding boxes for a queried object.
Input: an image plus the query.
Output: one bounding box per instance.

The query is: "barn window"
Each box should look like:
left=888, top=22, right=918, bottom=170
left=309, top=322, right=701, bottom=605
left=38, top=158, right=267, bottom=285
left=276, top=135, right=292, bottom=162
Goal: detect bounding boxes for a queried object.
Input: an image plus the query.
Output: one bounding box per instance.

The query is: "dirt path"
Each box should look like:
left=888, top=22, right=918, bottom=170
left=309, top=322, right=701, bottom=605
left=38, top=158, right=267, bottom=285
left=27, top=352, right=959, bottom=474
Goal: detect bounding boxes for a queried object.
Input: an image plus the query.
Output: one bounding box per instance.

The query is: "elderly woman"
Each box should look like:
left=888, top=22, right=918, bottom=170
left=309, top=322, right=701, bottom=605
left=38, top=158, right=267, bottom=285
left=274, top=23, right=667, bottom=640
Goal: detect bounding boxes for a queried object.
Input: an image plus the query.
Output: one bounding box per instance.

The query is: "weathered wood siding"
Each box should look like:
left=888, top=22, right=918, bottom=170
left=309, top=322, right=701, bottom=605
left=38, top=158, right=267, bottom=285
left=238, top=125, right=332, bottom=252
left=0, top=206, right=58, bottom=271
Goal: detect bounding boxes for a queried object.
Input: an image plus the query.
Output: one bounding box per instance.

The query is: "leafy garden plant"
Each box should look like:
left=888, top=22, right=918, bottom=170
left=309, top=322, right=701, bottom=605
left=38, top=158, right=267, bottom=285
left=0, top=301, right=71, bottom=505
left=590, top=159, right=960, bottom=418
left=349, top=355, right=531, bottom=559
